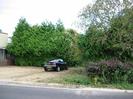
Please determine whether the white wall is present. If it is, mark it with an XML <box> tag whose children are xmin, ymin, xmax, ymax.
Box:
<box><xmin>0</xmin><ymin>33</ymin><xmax>8</xmax><ymax>48</ymax></box>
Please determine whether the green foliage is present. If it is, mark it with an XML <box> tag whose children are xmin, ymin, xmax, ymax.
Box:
<box><xmin>46</xmin><ymin>68</ymin><xmax>90</xmax><ymax>85</ymax></box>
<box><xmin>80</xmin><ymin>0</ymin><xmax>132</xmax><ymax>30</ymax></box>
<box><xmin>99</xmin><ymin>65</ymin><xmax>133</xmax><ymax>84</ymax></box>
<box><xmin>106</xmin><ymin>7</ymin><xmax>133</xmax><ymax>60</ymax></box>
<box><xmin>7</xmin><ymin>18</ymin><xmax>80</xmax><ymax>66</ymax></box>
<box><xmin>78</xmin><ymin>0</ymin><xmax>133</xmax><ymax>85</ymax></box>
<box><xmin>66</xmin><ymin>29</ymin><xmax>82</xmax><ymax>65</ymax></box>
<box><xmin>110</xmin><ymin>83</ymin><xmax>133</xmax><ymax>90</ymax></box>
<box><xmin>47</xmin><ymin>67</ymin><xmax>133</xmax><ymax>89</ymax></box>
<box><xmin>79</xmin><ymin>1</ymin><xmax>133</xmax><ymax>61</ymax></box>
<box><xmin>86</xmin><ymin>60</ymin><xmax>133</xmax><ymax>84</ymax></box>
<box><xmin>7</xmin><ymin>18</ymin><xmax>30</xmax><ymax>56</ymax></box>
<box><xmin>79</xmin><ymin>26</ymin><xmax>107</xmax><ymax>60</ymax></box>
<box><xmin>63</xmin><ymin>74</ymin><xmax>90</xmax><ymax>85</ymax></box>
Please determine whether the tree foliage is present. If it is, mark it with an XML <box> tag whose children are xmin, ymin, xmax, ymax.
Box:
<box><xmin>107</xmin><ymin>7</ymin><xmax>133</xmax><ymax>60</ymax></box>
<box><xmin>79</xmin><ymin>0</ymin><xmax>133</xmax><ymax>61</ymax></box>
<box><xmin>7</xmin><ymin>18</ymin><xmax>80</xmax><ymax>66</ymax></box>
<box><xmin>78</xmin><ymin>26</ymin><xmax>107</xmax><ymax>60</ymax></box>
<box><xmin>80</xmin><ymin>0</ymin><xmax>133</xmax><ymax>30</ymax></box>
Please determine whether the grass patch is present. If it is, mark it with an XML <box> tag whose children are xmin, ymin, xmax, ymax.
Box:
<box><xmin>110</xmin><ymin>83</ymin><xmax>133</xmax><ymax>90</ymax></box>
<box><xmin>46</xmin><ymin>67</ymin><xmax>133</xmax><ymax>90</ymax></box>
<box><xmin>61</xmin><ymin>74</ymin><xmax>90</xmax><ymax>85</ymax></box>
<box><xmin>46</xmin><ymin>67</ymin><xmax>90</xmax><ymax>85</ymax></box>
<box><xmin>47</xmin><ymin>74</ymin><xmax>90</xmax><ymax>85</ymax></box>
<box><xmin>88</xmin><ymin>83</ymin><xmax>133</xmax><ymax>90</ymax></box>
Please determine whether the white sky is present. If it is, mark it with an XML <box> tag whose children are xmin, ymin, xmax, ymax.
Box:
<box><xmin>0</xmin><ymin>0</ymin><xmax>92</xmax><ymax>36</ymax></box>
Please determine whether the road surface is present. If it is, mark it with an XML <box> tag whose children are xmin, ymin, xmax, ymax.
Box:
<box><xmin>0</xmin><ymin>84</ymin><xmax>133</xmax><ymax>99</ymax></box>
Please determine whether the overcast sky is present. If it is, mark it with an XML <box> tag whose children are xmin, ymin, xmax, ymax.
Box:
<box><xmin>0</xmin><ymin>0</ymin><xmax>92</xmax><ymax>36</ymax></box>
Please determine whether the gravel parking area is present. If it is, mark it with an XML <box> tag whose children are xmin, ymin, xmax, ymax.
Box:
<box><xmin>0</xmin><ymin>66</ymin><xmax>68</xmax><ymax>83</ymax></box>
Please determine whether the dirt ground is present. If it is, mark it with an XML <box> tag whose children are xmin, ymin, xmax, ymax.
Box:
<box><xmin>0</xmin><ymin>66</ymin><xmax>69</xmax><ymax>83</ymax></box>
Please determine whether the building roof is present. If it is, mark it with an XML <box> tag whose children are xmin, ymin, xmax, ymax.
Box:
<box><xmin>0</xmin><ymin>48</ymin><xmax>6</xmax><ymax>49</ymax></box>
<box><xmin>0</xmin><ymin>32</ymin><xmax>8</xmax><ymax>35</ymax></box>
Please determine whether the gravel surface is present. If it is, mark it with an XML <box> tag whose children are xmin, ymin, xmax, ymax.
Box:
<box><xmin>0</xmin><ymin>66</ymin><xmax>68</xmax><ymax>83</ymax></box>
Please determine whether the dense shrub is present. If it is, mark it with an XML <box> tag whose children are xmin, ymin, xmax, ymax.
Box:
<box><xmin>86</xmin><ymin>59</ymin><xmax>133</xmax><ymax>84</ymax></box>
<box><xmin>99</xmin><ymin>65</ymin><xmax>133</xmax><ymax>83</ymax></box>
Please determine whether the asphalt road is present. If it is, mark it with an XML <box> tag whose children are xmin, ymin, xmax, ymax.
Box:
<box><xmin>0</xmin><ymin>84</ymin><xmax>133</xmax><ymax>99</ymax></box>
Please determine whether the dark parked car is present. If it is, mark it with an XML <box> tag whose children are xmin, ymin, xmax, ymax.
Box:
<box><xmin>43</xmin><ymin>59</ymin><xmax>68</xmax><ymax>72</ymax></box>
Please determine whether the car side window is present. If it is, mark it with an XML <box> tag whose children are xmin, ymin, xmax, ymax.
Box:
<box><xmin>58</xmin><ymin>60</ymin><xmax>61</xmax><ymax>62</ymax></box>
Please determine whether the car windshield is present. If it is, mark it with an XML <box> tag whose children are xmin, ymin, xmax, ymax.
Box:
<box><xmin>49</xmin><ymin>59</ymin><xmax>63</xmax><ymax>63</ymax></box>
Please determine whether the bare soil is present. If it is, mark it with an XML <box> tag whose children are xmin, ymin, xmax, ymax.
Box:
<box><xmin>0</xmin><ymin>66</ymin><xmax>69</xmax><ymax>83</ymax></box>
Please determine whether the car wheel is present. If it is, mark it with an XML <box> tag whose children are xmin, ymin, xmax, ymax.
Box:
<box><xmin>44</xmin><ymin>67</ymin><xmax>48</xmax><ymax>71</ymax></box>
<box><xmin>56</xmin><ymin>66</ymin><xmax>61</xmax><ymax>72</ymax></box>
<box><xmin>65</xmin><ymin>66</ymin><xmax>68</xmax><ymax>70</ymax></box>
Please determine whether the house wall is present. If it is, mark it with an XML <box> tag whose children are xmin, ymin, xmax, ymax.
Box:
<box><xmin>0</xmin><ymin>32</ymin><xmax>8</xmax><ymax>48</ymax></box>
<box><xmin>0</xmin><ymin>49</ymin><xmax>5</xmax><ymax>65</ymax></box>
<box><xmin>0</xmin><ymin>32</ymin><xmax>8</xmax><ymax>65</ymax></box>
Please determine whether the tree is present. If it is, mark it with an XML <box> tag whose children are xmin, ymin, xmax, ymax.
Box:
<box><xmin>78</xmin><ymin>0</ymin><xmax>133</xmax><ymax>61</ymax></box>
<box><xmin>66</xmin><ymin>29</ymin><xmax>81</xmax><ymax>65</ymax></box>
<box><xmin>106</xmin><ymin>7</ymin><xmax>133</xmax><ymax>60</ymax></box>
<box><xmin>78</xmin><ymin>25</ymin><xmax>107</xmax><ymax>60</ymax></box>
<box><xmin>7</xmin><ymin>18</ymin><xmax>30</xmax><ymax>56</ymax></box>
<box><xmin>7</xmin><ymin>18</ymin><xmax>80</xmax><ymax>66</ymax></box>
<box><xmin>79</xmin><ymin>0</ymin><xmax>133</xmax><ymax>30</ymax></box>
